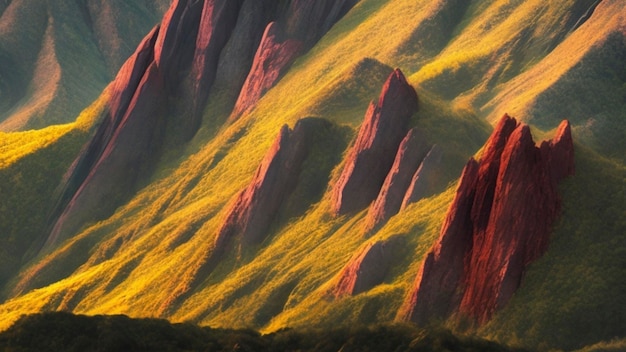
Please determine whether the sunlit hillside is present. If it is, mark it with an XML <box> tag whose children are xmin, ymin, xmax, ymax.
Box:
<box><xmin>0</xmin><ymin>0</ymin><xmax>624</xmax><ymax>351</ymax></box>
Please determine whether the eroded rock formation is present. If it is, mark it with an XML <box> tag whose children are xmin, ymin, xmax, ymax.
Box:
<box><xmin>333</xmin><ymin>235</ymin><xmax>405</xmax><ymax>297</ymax></box>
<box><xmin>216</xmin><ymin>118</ymin><xmax>330</xmax><ymax>248</ymax></box>
<box><xmin>331</xmin><ymin>69</ymin><xmax>419</xmax><ymax>215</ymax></box>
<box><xmin>46</xmin><ymin>27</ymin><xmax>164</xmax><ymax>247</ymax></box>
<box><xmin>363</xmin><ymin>129</ymin><xmax>431</xmax><ymax>233</ymax></box>
<box><xmin>231</xmin><ymin>0</ymin><xmax>359</xmax><ymax>118</ymax></box>
<box><xmin>401</xmin><ymin>144</ymin><xmax>444</xmax><ymax>210</ymax></box>
<box><xmin>398</xmin><ymin>114</ymin><xmax>575</xmax><ymax>325</ymax></box>
<box><xmin>46</xmin><ymin>0</ymin><xmax>358</xmax><ymax>249</ymax></box>
<box><xmin>232</xmin><ymin>22</ymin><xmax>303</xmax><ymax>116</ymax></box>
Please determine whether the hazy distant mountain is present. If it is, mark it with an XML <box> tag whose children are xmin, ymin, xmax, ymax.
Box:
<box><xmin>0</xmin><ymin>0</ymin><xmax>169</xmax><ymax>130</ymax></box>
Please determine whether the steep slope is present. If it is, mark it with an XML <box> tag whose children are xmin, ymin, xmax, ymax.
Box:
<box><xmin>484</xmin><ymin>0</ymin><xmax>626</xmax><ymax>161</ymax></box>
<box><xmin>0</xmin><ymin>0</ymin><xmax>166</xmax><ymax>130</ymax></box>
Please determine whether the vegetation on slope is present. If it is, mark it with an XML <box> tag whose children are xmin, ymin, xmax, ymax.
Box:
<box><xmin>0</xmin><ymin>96</ymin><xmax>104</xmax><ymax>291</ymax></box>
<box><xmin>0</xmin><ymin>312</ymin><xmax>521</xmax><ymax>352</ymax></box>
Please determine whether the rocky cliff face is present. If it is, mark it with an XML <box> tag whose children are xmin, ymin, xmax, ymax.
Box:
<box><xmin>331</xmin><ymin>69</ymin><xmax>419</xmax><ymax>215</ymax></box>
<box><xmin>216</xmin><ymin>118</ymin><xmax>330</xmax><ymax>248</ymax></box>
<box><xmin>46</xmin><ymin>27</ymin><xmax>164</xmax><ymax>247</ymax></box>
<box><xmin>231</xmin><ymin>0</ymin><xmax>359</xmax><ymax>118</ymax></box>
<box><xmin>398</xmin><ymin>114</ymin><xmax>575</xmax><ymax>325</ymax></box>
<box><xmin>45</xmin><ymin>0</ymin><xmax>358</xmax><ymax>249</ymax></box>
<box><xmin>363</xmin><ymin>128</ymin><xmax>431</xmax><ymax>233</ymax></box>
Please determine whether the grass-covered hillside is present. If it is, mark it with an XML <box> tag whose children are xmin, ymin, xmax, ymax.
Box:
<box><xmin>0</xmin><ymin>0</ymin><xmax>167</xmax><ymax>130</ymax></box>
<box><xmin>0</xmin><ymin>1</ymin><xmax>623</xmax><ymax>351</ymax></box>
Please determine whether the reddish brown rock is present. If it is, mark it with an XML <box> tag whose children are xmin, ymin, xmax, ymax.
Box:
<box><xmin>107</xmin><ymin>26</ymin><xmax>161</xmax><ymax>129</ymax></box>
<box><xmin>232</xmin><ymin>22</ymin><xmax>303</xmax><ymax>117</ymax></box>
<box><xmin>187</xmin><ymin>0</ymin><xmax>243</xmax><ymax>135</ymax></box>
<box><xmin>333</xmin><ymin>235</ymin><xmax>405</xmax><ymax>297</ymax></box>
<box><xmin>398</xmin><ymin>114</ymin><xmax>575</xmax><ymax>325</ymax></box>
<box><xmin>401</xmin><ymin>144</ymin><xmax>444</xmax><ymax>210</ymax></box>
<box><xmin>230</xmin><ymin>0</ymin><xmax>359</xmax><ymax>119</ymax></box>
<box><xmin>332</xmin><ymin>69</ymin><xmax>419</xmax><ymax>215</ymax></box>
<box><xmin>208</xmin><ymin>0</ymin><xmax>279</xmax><ymax>112</ymax></box>
<box><xmin>46</xmin><ymin>28</ymin><xmax>161</xmax><ymax>248</ymax></box>
<box><xmin>45</xmin><ymin>0</ymin><xmax>360</xmax><ymax>250</ymax></box>
<box><xmin>47</xmin><ymin>62</ymin><xmax>166</xmax><ymax>248</ymax></box>
<box><xmin>363</xmin><ymin>129</ymin><xmax>431</xmax><ymax>233</ymax></box>
<box><xmin>397</xmin><ymin>159</ymin><xmax>479</xmax><ymax>324</ymax></box>
<box><xmin>154</xmin><ymin>0</ymin><xmax>204</xmax><ymax>88</ymax></box>
<box><xmin>215</xmin><ymin>118</ymin><xmax>330</xmax><ymax>249</ymax></box>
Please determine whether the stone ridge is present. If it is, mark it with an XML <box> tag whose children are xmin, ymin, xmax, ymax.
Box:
<box><xmin>45</xmin><ymin>0</ymin><xmax>359</xmax><ymax>249</ymax></box>
<box><xmin>398</xmin><ymin>114</ymin><xmax>575</xmax><ymax>325</ymax></box>
<box><xmin>215</xmin><ymin>119</ymin><xmax>322</xmax><ymax>249</ymax></box>
<box><xmin>363</xmin><ymin>128</ymin><xmax>431</xmax><ymax>233</ymax></box>
<box><xmin>331</xmin><ymin>69</ymin><xmax>419</xmax><ymax>216</ymax></box>
<box><xmin>46</xmin><ymin>27</ymin><xmax>162</xmax><ymax>248</ymax></box>
<box><xmin>333</xmin><ymin>235</ymin><xmax>405</xmax><ymax>297</ymax></box>
<box><xmin>401</xmin><ymin>144</ymin><xmax>444</xmax><ymax>210</ymax></box>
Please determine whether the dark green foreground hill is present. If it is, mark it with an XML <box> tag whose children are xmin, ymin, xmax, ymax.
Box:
<box><xmin>0</xmin><ymin>312</ymin><xmax>520</xmax><ymax>352</ymax></box>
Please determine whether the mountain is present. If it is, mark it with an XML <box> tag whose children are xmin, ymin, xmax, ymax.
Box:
<box><xmin>0</xmin><ymin>0</ymin><xmax>624</xmax><ymax>351</ymax></box>
<box><xmin>0</xmin><ymin>0</ymin><xmax>169</xmax><ymax>130</ymax></box>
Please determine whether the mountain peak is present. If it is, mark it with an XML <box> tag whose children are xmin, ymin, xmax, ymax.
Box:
<box><xmin>399</xmin><ymin>114</ymin><xmax>575</xmax><ymax>325</ymax></box>
<box><xmin>331</xmin><ymin>69</ymin><xmax>418</xmax><ymax>215</ymax></box>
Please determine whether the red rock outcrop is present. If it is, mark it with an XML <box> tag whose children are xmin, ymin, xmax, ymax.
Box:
<box><xmin>332</xmin><ymin>69</ymin><xmax>419</xmax><ymax>215</ymax></box>
<box><xmin>401</xmin><ymin>144</ymin><xmax>444</xmax><ymax>210</ymax></box>
<box><xmin>47</xmin><ymin>62</ymin><xmax>166</xmax><ymax>248</ymax></box>
<box><xmin>46</xmin><ymin>27</ymin><xmax>162</xmax><ymax>247</ymax></box>
<box><xmin>216</xmin><ymin>118</ymin><xmax>331</xmax><ymax>249</ymax></box>
<box><xmin>232</xmin><ymin>22</ymin><xmax>303</xmax><ymax>116</ymax></box>
<box><xmin>363</xmin><ymin>129</ymin><xmax>431</xmax><ymax>233</ymax></box>
<box><xmin>187</xmin><ymin>0</ymin><xmax>243</xmax><ymax>135</ymax></box>
<box><xmin>230</xmin><ymin>0</ymin><xmax>359</xmax><ymax>119</ymax></box>
<box><xmin>398</xmin><ymin>114</ymin><xmax>575</xmax><ymax>325</ymax></box>
<box><xmin>45</xmin><ymin>0</ymin><xmax>360</xmax><ymax>249</ymax></box>
<box><xmin>154</xmin><ymin>0</ymin><xmax>204</xmax><ymax>88</ymax></box>
<box><xmin>207</xmin><ymin>1</ymin><xmax>279</xmax><ymax>112</ymax></box>
<box><xmin>333</xmin><ymin>235</ymin><xmax>405</xmax><ymax>297</ymax></box>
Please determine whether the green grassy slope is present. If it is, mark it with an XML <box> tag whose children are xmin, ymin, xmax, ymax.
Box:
<box><xmin>0</xmin><ymin>0</ymin><xmax>165</xmax><ymax>131</ymax></box>
<box><xmin>0</xmin><ymin>1</ymin><xmax>623</xmax><ymax>351</ymax></box>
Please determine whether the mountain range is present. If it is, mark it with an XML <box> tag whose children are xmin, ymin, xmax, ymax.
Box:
<box><xmin>0</xmin><ymin>0</ymin><xmax>624</xmax><ymax>351</ymax></box>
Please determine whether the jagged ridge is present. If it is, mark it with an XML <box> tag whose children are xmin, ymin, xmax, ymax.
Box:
<box><xmin>398</xmin><ymin>114</ymin><xmax>575</xmax><ymax>325</ymax></box>
<box><xmin>45</xmin><ymin>0</ymin><xmax>359</xmax><ymax>249</ymax></box>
